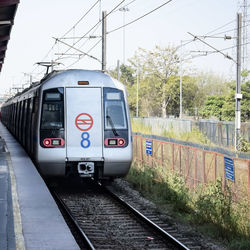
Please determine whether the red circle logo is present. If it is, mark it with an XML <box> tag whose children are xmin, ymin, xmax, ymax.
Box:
<box><xmin>75</xmin><ymin>113</ymin><xmax>94</xmax><ymax>131</ymax></box>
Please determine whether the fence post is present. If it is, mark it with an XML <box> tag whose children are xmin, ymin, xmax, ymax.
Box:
<box><xmin>135</xmin><ymin>136</ymin><xmax>138</xmax><ymax>161</ymax></box>
<box><xmin>248</xmin><ymin>160</ymin><xmax>250</xmax><ymax>200</ymax></box>
<box><xmin>214</xmin><ymin>154</ymin><xmax>217</xmax><ymax>182</ymax></box>
<box><xmin>185</xmin><ymin>148</ymin><xmax>189</xmax><ymax>183</ymax></box>
<box><xmin>151</xmin><ymin>139</ymin><xmax>154</xmax><ymax>167</ymax></box>
<box><xmin>179</xmin><ymin>146</ymin><xmax>182</xmax><ymax>175</ymax></box>
<box><xmin>172</xmin><ymin>144</ymin><xmax>174</xmax><ymax>171</ymax></box>
<box><xmin>194</xmin><ymin>150</ymin><xmax>197</xmax><ymax>189</ymax></box>
<box><xmin>161</xmin><ymin>143</ymin><xmax>163</xmax><ymax>167</ymax></box>
<box><xmin>140</xmin><ymin>136</ymin><xmax>143</xmax><ymax>164</ymax></box>
<box><xmin>222</xmin><ymin>156</ymin><xmax>226</xmax><ymax>190</ymax></box>
<box><xmin>202</xmin><ymin>151</ymin><xmax>206</xmax><ymax>184</ymax></box>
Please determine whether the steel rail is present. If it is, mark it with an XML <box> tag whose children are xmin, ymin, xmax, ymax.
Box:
<box><xmin>52</xmin><ymin>191</ymin><xmax>96</xmax><ymax>250</ymax></box>
<box><xmin>100</xmin><ymin>183</ymin><xmax>189</xmax><ymax>250</ymax></box>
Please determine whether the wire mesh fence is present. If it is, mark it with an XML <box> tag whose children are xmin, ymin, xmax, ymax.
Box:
<box><xmin>133</xmin><ymin>133</ymin><xmax>250</xmax><ymax>201</ymax></box>
<box><xmin>132</xmin><ymin>117</ymin><xmax>250</xmax><ymax>148</ymax></box>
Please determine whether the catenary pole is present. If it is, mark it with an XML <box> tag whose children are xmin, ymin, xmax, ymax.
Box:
<box><xmin>179</xmin><ymin>41</ymin><xmax>183</xmax><ymax>119</ymax></box>
<box><xmin>117</xmin><ymin>60</ymin><xmax>120</xmax><ymax>80</ymax></box>
<box><xmin>102</xmin><ymin>11</ymin><xmax>107</xmax><ymax>72</ymax></box>
<box><xmin>136</xmin><ymin>66</ymin><xmax>139</xmax><ymax>117</ymax></box>
<box><xmin>235</xmin><ymin>13</ymin><xmax>242</xmax><ymax>151</ymax></box>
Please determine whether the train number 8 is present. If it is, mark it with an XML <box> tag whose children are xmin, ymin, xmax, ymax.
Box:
<box><xmin>81</xmin><ymin>132</ymin><xmax>90</xmax><ymax>148</ymax></box>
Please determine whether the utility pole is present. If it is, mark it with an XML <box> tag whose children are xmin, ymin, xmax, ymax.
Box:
<box><xmin>235</xmin><ymin>13</ymin><xmax>243</xmax><ymax>151</ymax></box>
<box><xmin>179</xmin><ymin>41</ymin><xmax>183</xmax><ymax>119</ymax></box>
<box><xmin>136</xmin><ymin>66</ymin><xmax>139</xmax><ymax>117</ymax></box>
<box><xmin>102</xmin><ymin>11</ymin><xmax>107</xmax><ymax>72</ymax></box>
<box><xmin>117</xmin><ymin>60</ymin><xmax>120</xmax><ymax>80</ymax></box>
<box><xmin>241</xmin><ymin>0</ymin><xmax>248</xmax><ymax>70</ymax></box>
<box><xmin>119</xmin><ymin>7</ymin><xmax>129</xmax><ymax>64</ymax></box>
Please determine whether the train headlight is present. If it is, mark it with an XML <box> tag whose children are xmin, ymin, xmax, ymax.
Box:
<box><xmin>43</xmin><ymin>138</ymin><xmax>65</xmax><ymax>147</ymax></box>
<box><xmin>118</xmin><ymin>138</ymin><xmax>125</xmax><ymax>146</ymax></box>
<box><xmin>104</xmin><ymin>138</ymin><xmax>126</xmax><ymax>147</ymax></box>
<box><xmin>43</xmin><ymin>139</ymin><xmax>51</xmax><ymax>147</ymax></box>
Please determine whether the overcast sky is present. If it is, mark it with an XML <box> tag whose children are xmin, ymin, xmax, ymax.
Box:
<box><xmin>0</xmin><ymin>0</ymin><xmax>243</xmax><ymax>94</ymax></box>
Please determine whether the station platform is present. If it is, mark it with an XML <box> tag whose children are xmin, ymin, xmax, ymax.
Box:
<box><xmin>0</xmin><ymin>123</ymin><xmax>79</xmax><ymax>250</ymax></box>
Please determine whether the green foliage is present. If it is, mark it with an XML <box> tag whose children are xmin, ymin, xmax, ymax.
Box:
<box><xmin>128</xmin><ymin>45</ymin><xmax>181</xmax><ymax>117</ymax></box>
<box><xmin>109</xmin><ymin>46</ymin><xmax>249</xmax><ymax>121</ymax></box>
<box><xmin>238</xmin><ymin>135</ymin><xmax>250</xmax><ymax>152</ymax></box>
<box><xmin>194</xmin><ymin>180</ymin><xmax>234</xmax><ymax>233</ymax></box>
<box><xmin>127</xmin><ymin>163</ymin><xmax>250</xmax><ymax>248</ymax></box>
<box><xmin>221</xmin><ymin>81</ymin><xmax>250</xmax><ymax>122</ymax></box>
<box><xmin>201</xmin><ymin>96</ymin><xmax>225</xmax><ymax>120</ymax></box>
<box><xmin>194</xmin><ymin>179</ymin><xmax>250</xmax><ymax>242</ymax></box>
<box><xmin>127</xmin><ymin>162</ymin><xmax>190</xmax><ymax>213</ymax></box>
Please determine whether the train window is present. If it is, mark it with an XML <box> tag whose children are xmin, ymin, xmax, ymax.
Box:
<box><xmin>45</xmin><ymin>93</ymin><xmax>61</xmax><ymax>101</ymax></box>
<box><xmin>41</xmin><ymin>88</ymin><xmax>64</xmax><ymax>130</ymax></box>
<box><xmin>104</xmin><ymin>88</ymin><xmax>127</xmax><ymax>130</ymax></box>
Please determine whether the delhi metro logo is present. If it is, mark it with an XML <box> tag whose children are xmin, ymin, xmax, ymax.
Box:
<box><xmin>75</xmin><ymin>113</ymin><xmax>94</xmax><ymax>131</ymax></box>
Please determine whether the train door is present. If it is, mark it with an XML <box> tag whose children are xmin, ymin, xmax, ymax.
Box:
<box><xmin>65</xmin><ymin>87</ymin><xmax>103</xmax><ymax>161</ymax></box>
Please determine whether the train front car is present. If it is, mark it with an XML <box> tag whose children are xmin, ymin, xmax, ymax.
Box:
<box><xmin>37</xmin><ymin>69</ymin><xmax>133</xmax><ymax>180</ymax></box>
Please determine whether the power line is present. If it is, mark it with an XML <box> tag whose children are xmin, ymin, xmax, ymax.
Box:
<box><xmin>188</xmin><ymin>32</ymin><xmax>236</xmax><ymax>62</ymax></box>
<box><xmin>61</xmin><ymin>0</ymin><xmax>101</xmax><ymax>38</ymax></box>
<box><xmin>205</xmin><ymin>19</ymin><xmax>236</xmax><ymax>36</ymax></box>
<box><xmin>209</xmin><ymin>22</ymin><xmax>250</xmax><ymax>37</ymax></box>
<box><xmin>56</xmin><ymin>0</ymin><xmax>125</xmax><ymax>63</ymax></box>
<box><xmin>113</xmin><ymin>0</ymin><xmax>138</xmax><ymax>13</ymax></box>
<box><xmin>108</xmin><ymin>0</ymin><xmax>174</xmax><ymax>34</ymax></box>
<box><xmin>34</xmin><ymin>0</ymin><xmax>102</xmax><ymax>75</ymax></box>
<box><xmin>66</xmin><ymin>38</ymin><xmax>102</xmax><ymax>69</ymax></box>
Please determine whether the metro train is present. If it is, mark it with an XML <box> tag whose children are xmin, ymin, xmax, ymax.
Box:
<box><xmin>1</xmin><ymin>69</ymin><xmax>133</xmax><ymax>180</ymax></box>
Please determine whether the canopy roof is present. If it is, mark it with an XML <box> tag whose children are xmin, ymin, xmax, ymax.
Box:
<box><xmin>0</xmin><ymin>0</ymin><xmax>19</xmax><ymax>73</ymax></box>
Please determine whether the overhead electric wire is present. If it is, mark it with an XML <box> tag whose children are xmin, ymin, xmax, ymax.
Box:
<box><xmin>205</xmin><ymin>19</ymin><xmax>236</xmax><ymax>36</ymax></box>
<box><xmin>78</xmin><ymin>22</ymin><xmax>102</xmax><ymax>50</ymax></box>
<box><xmin>61</xmin><ymin>0</ymin><xmax>101</xmax><ymax>38</ymax></box>
<box><xmin>56</xmin><ymin>0</ymin><xmax>125</xmax><ymax>63</ymax></box>
<box><xmin>178</xmin><ymin>40</ymin><xmax>250</xmax><ymax>65</ymax></box>
<box><xmin>113</xmin><ymin>0</ymin><xmax>137</xmax><ymax>12</ymax></box>
<box><xmin>34</xmin><ymin>0</ymin><xmax>102</xmax><ymax>75</ymax></box>
<box><xmin>209</xmin><ymin>23</ymin><xmax>250</xmax><ymax>37</ymax></box>
<box><xmin>65</xmin><ymin>38</ymin><xmax>102</xmax><ymax>69</ymax></box>
<box><xmin>108</xmin><ymin>0</ymin><xmax>174</xmax><ymax>34</ymax></box>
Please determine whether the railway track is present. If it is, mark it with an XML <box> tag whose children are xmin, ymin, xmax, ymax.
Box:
<box><xmin>52</xmin><ymin>180</ymin><xmax>189</xmax><ymax>250</ymax></box>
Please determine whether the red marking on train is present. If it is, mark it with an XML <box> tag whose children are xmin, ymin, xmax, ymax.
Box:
<box><xmin>75</xmin><ymin>113</ymin><xmax>93</xmax><ymax>131</ymax></box>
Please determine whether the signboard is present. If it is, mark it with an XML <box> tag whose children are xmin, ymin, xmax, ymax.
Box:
<box><xmin>146</xmin><ymin>140</ymin><xmax>153</xmax><ymax>156</ymax></box>
<box><xmin>224</xmin><ymin>157</ymin><xmax>235</xmax><ymax>182</ymax></box>
<box><xmin>75</xmin><ymin>113</ymin><xmax>94</xmax><ymax>131</ymax></box>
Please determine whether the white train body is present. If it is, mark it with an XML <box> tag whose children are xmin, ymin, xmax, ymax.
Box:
<box><xmin>1</xmin><ymin>69</ymin><xmax>133</xmax><ymax>179</ymax></box>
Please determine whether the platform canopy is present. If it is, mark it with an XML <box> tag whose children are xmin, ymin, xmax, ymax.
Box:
<box><xmin>0</xmin><ymin>0</ymin><xmax>19</xmax><ymax>73</ymax></box>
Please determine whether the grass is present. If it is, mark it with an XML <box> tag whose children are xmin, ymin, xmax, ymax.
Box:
<box><xmin>131</xmin><ymin>118</ymin><xmax>250</xmax><ymax>152</ymax></box>
<box><xmin>131</xmin><ymin>119</ymin><xmax>213</xmax><ymax>146</ymax></box>
<box><xmin>126</xmin><ymin>162</ymin><xmax>250</xmax><ymax>249</ymax></box>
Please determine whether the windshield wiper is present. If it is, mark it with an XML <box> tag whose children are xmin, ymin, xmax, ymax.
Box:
<box><xmin>106</xmin><ymin>115</ymin><xmax>119</xmax><ymax>136</ymax></box>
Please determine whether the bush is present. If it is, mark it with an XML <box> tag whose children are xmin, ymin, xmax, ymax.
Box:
<box><xmin>127</xmin><ymin>162</ymin><xmax>250</xmax><ymax>247</ymax></box>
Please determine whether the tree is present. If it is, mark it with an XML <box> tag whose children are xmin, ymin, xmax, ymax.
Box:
<box><xmin>129</xmin><ymin>45</ymin><xmax>180</xmax><ymax>118</ymax></box>
<box><xmin>201</xmin><ymin>96</ymin><xmax>225</xmax><ymax>120</ymax></box>
<box><xmin>222</xmin><ymin>81</ymin><xmax>250</xmax><ymax>122</ymax></box>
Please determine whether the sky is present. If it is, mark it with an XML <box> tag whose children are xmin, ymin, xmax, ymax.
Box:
<box><xmin>0</xmin><ymin>0</ymin><xmax>244</xmax><ymax>95</ymax></box>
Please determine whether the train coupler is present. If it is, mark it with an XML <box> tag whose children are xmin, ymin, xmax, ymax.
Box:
<box><xmin>77</xmin><ymin>162</ymin><xmax>94</xmax><ymax>177</ymax></box>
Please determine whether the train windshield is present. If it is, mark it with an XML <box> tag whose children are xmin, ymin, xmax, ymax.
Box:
<box><xmin>41</xmin><ymin>88</ymin><xmax>64</xmax><ymax>130</ymax></box>
<box><xmin>104</xmin><ymin>88</ymin><xmax>127</xmax><ymax>130</ymax></box>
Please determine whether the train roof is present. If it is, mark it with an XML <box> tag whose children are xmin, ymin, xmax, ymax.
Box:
<box><xmin>40</xmin><ymin>69</ymin><xmax>124</xmax><ymax>89</ymax></box>
<box><xmin>2</xmin><ymin>69</ymin><xmax>126</xmax><ymax>105</ymax></box>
